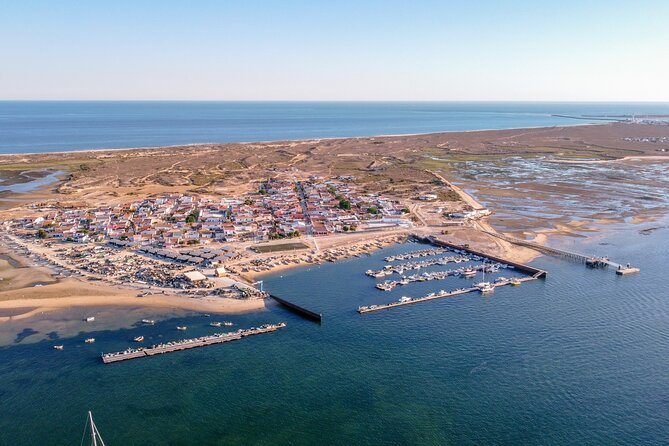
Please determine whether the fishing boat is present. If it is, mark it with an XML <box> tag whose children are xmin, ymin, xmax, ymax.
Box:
<box><xmin>85</xmin><ymin>338</ymin><xmax>96</xmax><ymax>343</ymax></box>
<box><xmin>210</xmin><ymin>322</ymin><xmax>222</xmax><ymax>327</ymax></box>
<box><xmin>85</xmin><ymin>316</ymin><xmax>95</xmax><ymax>322</ymax></box>
<box><xmin>463</xmin><ymin>268</ymin><xmax>477</xmax><ymax>278</ymax></box>
<box><xmin>53</xmin><ymin>345</ymin><xmax>64</xmax><ymax>350</ymax></box>
<box><xmin>133</xmin><ymin>336</ymin><xmax>144</xmax><ymax>342</ymax></box>
<box><xmin>141</xmin><ymin>319</ymin><xmax>155</xmax><ymax>325</ymax></box>
<box><xmin>176</xmin><ymin>326</ymin><xmax>187</xmax><ymax>331</ymax></box>
<box><xmin>83</xmin><ymin>411</ymin><xmax>106</xmax><ymax>446</ymax></box>
<box><xmin>223</xmin><ymin>321</ymin><xmax>234</xmax><ymax>327</ymax></box>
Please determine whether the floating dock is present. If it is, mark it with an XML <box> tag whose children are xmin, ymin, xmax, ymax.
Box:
<box><xmin>101</xmin><ymin>323</ymin><xmax>285</xmax><ymax>364</ymax></box>
<box><xmin>358</xmin><ymin>277</ymin><xmax>537</xmax><ymax>314</ymax></box>
<box><xmin>269</xmin><ymin>294</ymin><xmax>322</xmax><ymax>322</ymax></box>
<box><xmin>616</xmin><ymin>267</ymin><xmax>640</xmax><ymax>275</ymax></box>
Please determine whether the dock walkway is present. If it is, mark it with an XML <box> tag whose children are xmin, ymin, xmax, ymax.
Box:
<box><xmin>358</xmin><ymin>277</ymin><xmax>537</xmax><ymax>314</ymax></box>
<box><xmin>102</xmin><ymin>323</ymin><xmax>285</xmax><ymax>364</ymax></box>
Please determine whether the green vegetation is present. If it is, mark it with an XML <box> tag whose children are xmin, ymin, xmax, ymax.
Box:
<box><xmin>338</xmin><ymin>198</ymin><xmax>351</xmax><ymax>210</ymax></box>
<box><xmin>185</xmin><ymin>211</ymin><xmax>199</xmax><ymax>223</ymax></box>
<box><xmin>367</xmin><ymin>206</ymin><xmax>379</xmax><ymax>214</ymax></box>
<box><xmin>252</xmin><ymin>242</ymin><xmax>309</xmax><ymax>253</ymax></box>
<box><xmin>244</xmin><ymin>198</ymin><xmax>254</xmax><ymax>206</ymax></box>
<box><xmin>401</xmin><ymin>208</ymin><xmax>410</xmax><ymax>214</ymax></box>
<box><xmin>36</xmin><ymin>229</ymin><xmax>47</xmax><ymax>239</ymax></box>
<box><xmin>187</xmin><ymin>239</ymin><xmax>200</xmax><ymax>245</ymax></box>
<box><xmin>326</xmin><ymin>185</ymin><xmax>336</xmax><ymax>194</ymax></box>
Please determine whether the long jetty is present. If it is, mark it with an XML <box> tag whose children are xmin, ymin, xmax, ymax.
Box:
<box><xmin>477</xmin><ymin>230</ymin><xmax>639</xmax><ymax>274</ymax></box>
<box><xmin>358</xmin><ymin>276</ymin><xmax>538</xmax><ymax>314</ymax></box>
<box><xmin>101</xmin><ymin>323</ymin><xmax>285</xmax><ymax>364</ymax></box>
<box><xmin>269</xmin><ymin>294</ymin><xmax>322</xmax><ymax>322</ymax></box>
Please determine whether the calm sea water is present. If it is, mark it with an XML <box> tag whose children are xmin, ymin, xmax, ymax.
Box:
<box><xmin>0</xmin><ymin>222</ymin><xmax>667</xmax><ymax>445</ymax></box>
<box><xmin>2</xmin><ymin>101</ymin><xmax>669</xmax><ymax>154</ymax></box>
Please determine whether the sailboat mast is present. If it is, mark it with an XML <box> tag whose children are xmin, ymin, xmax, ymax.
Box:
<box><xmin>87</xmin><ymin>411</ymin><xmax>106</xmax><ymax>446</ymax></box>
<box><xmin>88</xmin><ymin>411</ymin><xmax>97</xmax><ymax>446</ymax></box>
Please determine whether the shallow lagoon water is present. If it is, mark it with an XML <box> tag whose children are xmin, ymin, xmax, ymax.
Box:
<box><xmin>0</xmin><ymin>222</ymin><xmax>667</xmax><ymax>445</ymax></box>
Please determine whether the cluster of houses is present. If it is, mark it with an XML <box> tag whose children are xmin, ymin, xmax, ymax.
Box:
<box><xmin>6</xmin><ymin>177</ymin><xmax>412</xmax><ymax>247</ymax></box>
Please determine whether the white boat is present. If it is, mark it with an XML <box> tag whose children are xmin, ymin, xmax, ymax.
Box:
<box><xmin>85</xmin><ymin>338</ymin><xmax>96</xmax><ymax>343</ymax></box>
<box><xmin>210</xmin><ymin>322</ymin><xmax>222</xmax><ymax>327</ymax></box>
<box><xmin>176</xmin><ymin>326</ymin><xmax>187</xmax><ymax>331</ymax></box>
<box><xmin>223</xmin><ymin>321</ymin><xmax>234</xmax><ymax>327</ymax></box>
<box><xmin>85</xmin><ymin>316</ymin><xmax>95</xmax><ymax>322</ymax></box>
<box><xmin>53</xmin><ymin>345</ymin><xmax>64</xmax><ymax>350</ymax></box>
<box><xmin>134</xmin><ymin>336</ymin><xmax>144</xmax><ymax>342</ymax></box>
<box><xmin>479</xmin><ymin>283</ymin><xmax>495</xmax><ymax>294</ymax></box>
<box><xmin>141</xmin><ymin>319</ymin><xmax>155</xmax><ymax>325</ymax></box>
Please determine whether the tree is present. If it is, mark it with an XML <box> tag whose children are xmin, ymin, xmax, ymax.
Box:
<box><xmin>244</xmin><ymin>198</ymin><xmax>254</xmax><ymax>206</ymax></box>
<box><xmin>186</xmin><ymin>211</ymin><xmax>198</xmax><ymax>223</ymax></box>
<box><xmin>338</xmin><ymin>199</ymin><xmax>351</xmax><ymax>210</ymax></box>
<box><xmin>36</xmin><ymin>229</ymin><xmax>47</xmax><ymax>239</ymax></box>
<box><xmin>367</xmin><ymin>206</ymin><xmax>379</xmax><ymax>214</ymax></box>
<box><xmin>401</xmin><ymin>208</ymin><xmax>410</xmax><ymax>214</ymax></box>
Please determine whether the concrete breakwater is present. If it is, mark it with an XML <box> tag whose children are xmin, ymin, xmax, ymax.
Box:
<box><xmin>101</xmin><ymin>323</ymin><xmax>286</xmax><ymax>364</ymax></box>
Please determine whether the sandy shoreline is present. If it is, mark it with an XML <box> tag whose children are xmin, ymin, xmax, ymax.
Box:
<box><xmin>0</xmin><ymin>122</ymin><xmax>604</xmax><ymax>157</ymax></box>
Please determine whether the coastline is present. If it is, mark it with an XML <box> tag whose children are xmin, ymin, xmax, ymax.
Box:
<box><xmin>0</xmin><ymin>122</ymin><xmax>604</xmax><ymax>157</ymax></box>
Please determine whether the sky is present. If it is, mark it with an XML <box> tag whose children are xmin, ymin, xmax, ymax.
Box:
<box><xmin>1</xmin><ymin>0</ymin><xmax>668</xmax><ymax>101</ymax></box>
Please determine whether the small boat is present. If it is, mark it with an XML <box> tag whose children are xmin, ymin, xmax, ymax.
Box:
<box><xmin>204</xmin><ymin>314</ymin><xmax>211</xmax><ymax>317</ymax></box>
<box><xmin>223</xmin><ymin>321</ymin><xmax>234</xmax><ymax>327</ymax></box>
<box><xmin>141</xmin><ymin>319</ymin><xmax>155</xmax><ymax>325</ymax></box>
<box><xmin>85</xmin><ymin>338</ymin><xmax>95</xmax><ymax>343</ymax></box>
<box><xmin>210</xmin><ymin>322</ymin><xmax>222</xmax><ymax>327</ymax></box>
<box><xmin>53</xmin><ymin>345</ymin><xmax>64</xmax><ymax>350</ymax></box>
<box><xmin>510</xmin><ymin>278</ymin><xmax>521</xmax><ymax>286</ymax></box>
<box><xmin>85</xmin><ymin>316</ymin><xmax>95</xmax><ymax>322</ymax></box>
<box><xmin>176</xmin><ymin>326</ymin><xmax>187</xmax><ymax>331</ymax></box>
<box><xmin>134</xmin><ymin>336</ymin><xmax>144</xmax><ymax>342</ymax></box>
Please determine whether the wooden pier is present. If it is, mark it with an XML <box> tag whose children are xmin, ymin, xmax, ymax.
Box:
<box><xmin>101</xmin><ymin>324</ymin><xmax>285</xmax><ymax>364</ymax></box>
<box><xmin>477</xmin><ymin>230</ymin><xmax>639</xmax><ymax>274</ymax></box>
<box><xmin>358</xmin><ymin>277</ymin><xmax>537</xmax><ymax>314</ymax></box>
<box><xmin>269</xmin><ymin>294</ymin><xmax>322</xmax><ymax>322</ymax></box>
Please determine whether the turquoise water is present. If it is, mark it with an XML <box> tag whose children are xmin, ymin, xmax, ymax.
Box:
<box><xmin>2</xmin><ymin>101</ymin><xmax>669</xmax><ymax>154</ymax></box>
<box><xmin>1</xmin><ymin>222</ymin><xmax>667</xmax><ymax>445</ymax></box>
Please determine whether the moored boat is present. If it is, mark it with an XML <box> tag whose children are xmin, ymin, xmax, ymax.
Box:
<box><xmin>85</xmin><ymin>338</ymin><xmax>95</xmax><ymax>343</ymax></box>
<box><xmin>134</xmin><ymin>336</ymin><xmax>145</xmax><ymax>342</ymax></box>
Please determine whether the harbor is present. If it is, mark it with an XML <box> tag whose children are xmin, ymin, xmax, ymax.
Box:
<box><xmin>101</xmin><ymin>323</ymin><xmax>286</xmax><ymax>364</ymax></box>
<box><xmin>358</xmin><ymin>236</ymin><xmax>547</xmax><ymax>314</ymax></box>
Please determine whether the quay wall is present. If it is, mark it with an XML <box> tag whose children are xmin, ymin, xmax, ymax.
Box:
<box><xmin>269</xmin><ymin>294</ymin><xmax>322</xmax><ymax>322</ymax></box>
<box><xmin>417</xmin><ymin>235</ymin><xmax>547</xmax><ymax>279</ymax></box>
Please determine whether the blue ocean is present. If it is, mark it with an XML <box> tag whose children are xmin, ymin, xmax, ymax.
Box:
<box><xmin>1</xmin><ymin>101</ymin><xmax>669</xmax><ymax>154</ymax></box>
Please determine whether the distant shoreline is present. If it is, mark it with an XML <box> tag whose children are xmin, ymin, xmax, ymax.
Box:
<box><xmin>0</xmin><ymin>122</ymin><xmax>601</xmax><ymax>157</ymax></box>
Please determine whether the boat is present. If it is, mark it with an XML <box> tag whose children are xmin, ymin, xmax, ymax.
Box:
<box><xmin>176</xmin><ymin>326</ymin><xmax>187</xmax><ymax>331</ymax></box>
<box><xmin>141</xmin><ymin>319</ymin><xmax>155</xmax><ymax>325</ymax></box>
<box><xmin>399</xmin><ymin>296</ymin><xmax>411</xmax><ymax>303</ymax></box>
<box><xmin>204</xmin><ymin>314</ymin><xmax>211</xmax><ymax>317</ymax></box>
<box><xmin>463</xmin><ymin>268</ymin><xmax>476</xmax><ymax>278</ymax></box>
<box><xmin>223</xmin><ymin>321</ymin><xmax>234</xmax><ymax>327</ymax></box>
<box><xmin>478</xmin><ymin>283</ymin><xmax>495</xmax><ymax>294</ymax></box>
<box><xmin>85</xmin><ymin>316</ymin><xmax>95</xmax><ymax>322</ymax></box>
<box><xmin>53</xmin><ymin>345</ymin><xmax>64</xmax><ymax>350</ymax></box>
<box><xmin>83</xmin><ymin>411</ymin><xmax>106</xmax><ymax>446</ymax></box>
<box><xmin>510</xmin><ymin>278</ymin><xmax>521</xmax><ymax>286</ymax></box>
<box><xmin>210</xmin><ymin>322</ymin><xmax>222</xmax><ymax>327</ymax></box>
<box><xmin>85</xmin><ymin>338</ymin><xmax>96</xmax><ymax>343</ymax></box>
<box><xmin>134</xmin><ymin>336</ymin><xmax>144</xmax><ymax>342</ymax></box>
